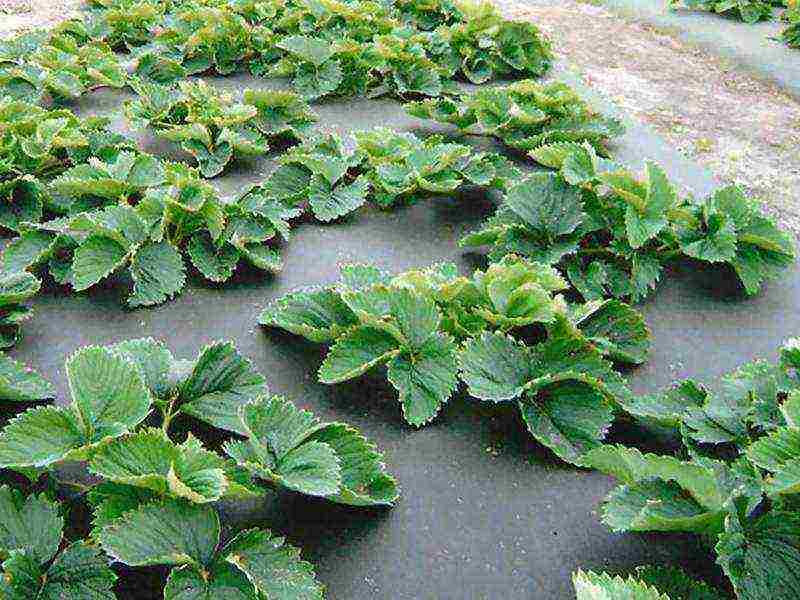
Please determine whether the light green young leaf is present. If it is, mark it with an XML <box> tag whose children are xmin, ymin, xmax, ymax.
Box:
<box><xmin>318</xmin><ymin>326</ymin><xmax>401</xmax><ymax>384</ymax></box>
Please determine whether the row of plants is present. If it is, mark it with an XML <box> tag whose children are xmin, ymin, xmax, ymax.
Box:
<box><xmin>669</xmin><ymin>0</ymin><xmax>799</xmax><ymax>50</ymax></box>
<box><xmin>0</xmin><ymin>0</ymin><xmax>797</xmax><ymax>597</ymax></box>
<box><xmin>0</xmin><ymin>0</ymin><xmax>554</xmax><ymax>104</ymax></box>
<box><xmin>575</xmin><ymin>336</ymin><xmax>800</xmax><ymax>598</ymax></box>
<box><xmin>0</xmin><ymin>339</ymin><xmax>397</xmax><ymax>597</ymax></box>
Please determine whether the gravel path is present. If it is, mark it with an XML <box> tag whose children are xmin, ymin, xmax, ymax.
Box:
<box><xmin>3</xmin><ymin>0</ymin><xmax>799</xmax><ymax>235</ymax></box>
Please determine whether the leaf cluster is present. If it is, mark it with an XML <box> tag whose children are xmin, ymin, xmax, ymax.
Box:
<box><xmin>0</xmin><ymin>338</ymin><xmax>398</xmax><ymax>598</ymax></box>
<box><xmin>462</xmin><ymin>143</ymin><xmax>795</xmax><ymax>302</ymax></box>
<box><xmin>578</xmin><ymin>337</ymin><xmax>800</xmax><ymax>599</ymax></box>
<box><xmin>405</xmin><ymin>79</ymin><xmax>625</xmax><ymax>156</ymax></box>
<box><xmin>260</xmin><ymin>256</ymin><xmax>649</xmax><ymax>451</ymax></box>
<box><xmin>0</xmin><ymin>26</ymin><xmax>126</xmax><ymax>103</ymax></box>
<box><xmin>126</xmin><ymin>78</ymin><xmax>316</xmax><ymax>177</ymax></box>
<box><xmin>3</xmin><ymin>164</ymin><xmax>296</xmax><ymax>306</ymax></box>
<box><xmin>670</xmin><ymin>0</ymin><xmax>776</xmax><ymax>22</ymax></box>
<box><xmin>783</xmin><ymin>3</ymin><xmax>800</xmax><ymax>47</ymax></box>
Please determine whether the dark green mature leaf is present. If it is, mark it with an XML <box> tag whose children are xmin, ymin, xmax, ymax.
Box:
<box><xmin>164</xmin><ymin>562</ymin><xmax>257</xmax><ymax>600</ymax></box>
<box><xmin>99</xmin><ymin>499</ymin><xmax>219</xmax><ymax>567</ymax></box>
<box><xmin>387</xmin><ymin>333</ymin><xmax>458</xmax><ymax>426</ymax></box>
<box><xmin>71</xmin><ymin>235</ymin><xmax>128</xmax><ymax>291</ymax></box>
<box><xmin>227</xmin><ymin>395</ymin><xmax>398</xmax><ymax>505</ymax></box>
<box><xmin>318</xmin><ymin>326</ymin><xmax>400</xmax><ymax>383</ymax></box>
<box><xmin>0</xmin><ymin>406</ymin><xmax>84</xmax><ymax>468</ymax></box>
<box><xmin>0</xmin><ymin>486</ymin><xmax>62</xmax><ymax>563</ymax></box>
<box><xmin>570</xmin><ymin>299</ymin><xmax>650</xmax><ymax>365</ymax></box>
<box><xmin>716</xmin><ymin>510</ymin><xmax>800</xmax><ymax>599</ymax></box>
<box><xmin>504</xmin><ymin>173</ymin><xmax>583</xmax><ymax>237</ymax></box>
<box><xmin>128</xmin><ymin>240</ymin><xmax>186</xmax><ymax>308</ymax></box>
<box><xmin>178</xmin><ymin>341</ymin><xmax>268</xmax><ymax>435</ymax></box>
<box><xmin>0</xmin><ymin>354</ymin><xmax>55</xmax><ymax>401</ymax></box>
<box><xmin>1</xmin><ymin>542</ymin><xmax>117</xmax><ymax>600</ymax></box>
<box><xmin>223</xmin><ymin>529</ymin><xmax>324</xmax><ymax>600</ymax></box>
<box><xmin>519</xmin><ymin>381</ymin><xmax>613</xmax><ymax>464</ymax></box>
<box><xmin>633</xmin><ymin>566</ymin><xmax>726</xmax><ymax>600</ymax></box>
<box><xmin>458</xmin><ymin>331</ymin><xmax>531</xmax><ymax>401</ymax></box>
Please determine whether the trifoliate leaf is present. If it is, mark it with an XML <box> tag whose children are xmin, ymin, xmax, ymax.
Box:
<box><xmin>0</xmin><ymin>353</ymin><xmax>55</xmax><ymax>401</ymax></box>
<box><xmin>178</xmin><ymin>341</ymin><xmax>269</xmax><ymax>435</ymax></box>
<box><xmin>128</xmin><ymin>240</ymin><xmax>186</xmax><ymax>308</ymax></box>
<box><xmin>318</xmin><ymin>326</ymin><xmax>400</xmax><ymax>384</ymax></box>
<box><xmin>89</xmin><ymin>429</ymin><xmax>227</xmax><ymax>503</ymax></box>
<box><xmin>0</xmin><ymin>485</ymin><xmax>62</xmax><ymax>563</ymax></box>
<box><xmin>387</xmin><ymin>333</ymin><xmax>458</xmax><ymax>427</ymax></box>
<box><xmin>258</xmin><ymin>288</ymin><xmax>359</xmax><ymax>343</ymax></box>
<box><xmin>99</xmin><ymin>499</ymin><xmax>219</xmax><ymax>568</ymax></box>
<box><xmin>223</xmin><ymin>528</ymin><xmax>324</xmax><ymax>600</ymax></box>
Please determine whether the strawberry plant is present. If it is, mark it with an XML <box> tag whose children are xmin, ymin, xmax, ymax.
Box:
<box><xmin>670</xmin><ymin>0</ymin><xmax>775</xmax><ymax>22</ymax></box>
<box><xmin>405</xmin><ymin>80</ymin><xmax>625</xmax><ymax>157</ymax></box>
<box><xmin>354</xmin><ymin>127</ymin><xmax>519</xmax><ymax>207</ymax></box>
<box><xmin>442</xmin><ymin>0</ymin><xmax>552</xmax><ymax>84</ymax></box>
<box><xmin>0</xmin><ymin>28</ymin><xmax>126</xmax><ymax>103</ymax></box>
<box><xmin>85</xmin><ymin>0</ymin><xmax>166</xmax><ymax>51</ymax></box>
<box><xmin>0</xmin><ymin>338</ymin><xmax>397</xmax><ymax>597</ymax></box>
<box><xmin>783</xmin><ymin>2</ymin><xmax>800</xmax><ymax>47</ymax></box>
<box><xmin>125</xmin><ymin>78</ymin><xmax>316</xmax><ymax>177</ymax></box>
<box><xmin>394</xmin><ymin>0</ymin><xmax>465</xmax><ymax>30</ymax></box>
<box><xmin>3</xmin><ymin>170</ymin><xmax>294</xmax><ymax>306</ymax></box>
<box><xmin>0</xmin><ymin>272</ymin><xmax>42</xmax><ymax>349</ymax></box>
<box><xmin>576</xmin><ymin>337</ymin><xmax>800</xmax><ymax>599</ymax></box>
<box><xmin>260</xmin><ymin>256</ymin><xmax>646</xmax><ymax>434</ymax></box>
<box><xmin>462</xmin><ymin>143</ymin><xmax>795</xmax><ymax>301</ymax></box>
<box><xmin>0</xmin><ymin>98</ymin><xmax>135</xmax><ymax>232</ymax></box>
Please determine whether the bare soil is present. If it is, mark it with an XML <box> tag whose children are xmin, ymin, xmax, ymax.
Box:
<box><xmin>3</xmin><ymin>0</ymin><xmax>800</xmax><ymax>234</ymax></box>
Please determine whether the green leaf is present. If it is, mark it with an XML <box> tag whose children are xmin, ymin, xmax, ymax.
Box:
<box><xmin>71</xmin><ymin>235</ymin><xmax>128</xmax><ymax>291</ymax></box>
<box><xmin>277</xmin><ymin>35</ymin><xmax>334</xmax><ymax>67</ymax></box>
<box><xmin>109</xmin><ymin>338</ymin><xmax>174</xmax><ymax>398</ymax></box>
<box><xmin>0</xmin><ymin>406</ymin><xmax>84</xmax><ymax>468</ymax></box>
<box><xmin>66</xmin><ymin>345</ymin><xmax>152</xmax><ymax>441</ymax></box>
<box><xmin>86</xmin><ymin>482</ymin><xmax>158</xmax><ymax>535</ymax></box>
<box><xmin>179</xmin><ymin>341</ymin><xmax>268</xmax><ymax>435</ymax></box>
<box><xmin>0</xmin><ymin>486</ymin><xmax>62</xmax><ymax>563</ymax></box>
<box><xmin>2</xmin><ymin>542</ymin><xmax>117</xmax><ymax>600</ymax></box>
<box><xmin>129</xmin><ymin>240</ymin><xmax>186</xmax><ymax>307</ymax></box>
<box><xmin>164</xmin><ymin>562</ymin><xmax>257</xmax><ymax>600</ymax></box>
<box><xmin>318</xmin><ymin>326</ymin><xmax>400</xmax><ymax>384</ymax></box>
<box><xmin>716</xmin><ymin>510</ymin><xmax>800</xmax><ymax>600</ymax></box>
<box><xmin>633</xmin><ymin>566</ymin><xmax>726</xmax><ymax>600</ymax></box>
<box><xmin>571</xmin><ymin>300</ymin><xmax>650</xmax><ymax>365</ymax></box>
<box><xmin>388</xmin><ymin>287</ymin><xmax>441</xmax><ymax>349</ymax></box>
<box><xmin>573</xmin><ymin>569</ymin><xmax>668</xmax><ymax>600</ymax></box>
<box><xmin>459</xmin><ymin>331</ymin><xmax>531</xmax><ymax>401</ymax></box>
<box><xmin>519</xmin><ymin>381</ymin><xmax>613</xmax><ymax>464</ymax></box>
<box><xmin>223</xmin><ymin>529</ymin><xmax>324</xmax><ymax>600</ymax></box>
<box><xmin>0</xmin><ymin>353</ymin><xmax>55</xmax><ymax>401</ymax></box>
<box><xmin>187</xmin><ymin>234</ymin><xmax>240</xmax><ymax>283</ymax></box>
<box><xmin>99</xmin><ymin>499</ymin><xmax>219</xmax><ymax>568</ymax></box>
<box><xmin>307</xmin><ymin>175</ymin><xmax>368</xmax><ymax>222</ymax></box>
<box><xmin>503</xmin><ymin>173</ymin><xmax>584</xmax><ymax>237</ymax></box>
<box><xmin>387</xmin><ymin>333</ymin><xmax>458</xmax><ymax>427</ymax></box>
<box><xmin>89</xmin><ymin>429</ymin><xmax>227</xmax><ymax>503</ymax></box>
<box><xmin>258</xmin><ymin>288</ymin><xmax>358</xmax><ymax>343</ymax></box>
